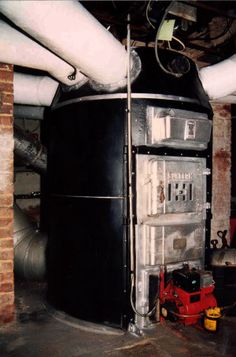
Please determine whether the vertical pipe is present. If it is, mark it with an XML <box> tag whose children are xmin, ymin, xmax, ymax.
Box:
<box><xmin>127</xmin><ymin>14</ymin><xmax>134</xmax><ymax>274</ymax></box>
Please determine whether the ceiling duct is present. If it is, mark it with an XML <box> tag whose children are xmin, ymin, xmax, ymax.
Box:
<box><xmin>199</xmin><ymin>54</ymin><xmax>236</xmax><ymax>100</ymax></box>
<box><xmin>0</xmin><ymin>20</ymin><xmax>87</xmax><ymax>87</ymax></box>
<box><xmin>0</xmin><ymin>0</ymin><xmax>138</xmax><ymax>91</ymax></box>
<box><xmin>14</xmin><ymin>73</ymin><xmax>58</xmax><ymax>106</ymax></box>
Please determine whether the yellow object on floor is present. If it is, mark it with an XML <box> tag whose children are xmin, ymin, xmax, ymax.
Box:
<box><xmin>204</xmin><ymin>307</ymin><xmax>221</xmax><ymax>332</ymax></box>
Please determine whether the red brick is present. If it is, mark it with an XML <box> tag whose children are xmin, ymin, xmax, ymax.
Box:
<box><xmin>0</xmin><ymin>272</ymin><xmax>13</xmax><ymax>283</ymax></box>
<box><xmin>0</xmin><ymin>63</ymin><xmax>14</xmax><ymax>325</ymax></box>
<box><xmin>0</xmin><ymin>282</ymin><xmax>14</xmax><ymax>292</ymax></box>
<box><xmin>0</xmin><ymin>64</ymin><xmax>13</xmax><ymax>71</ymax></box>
<box><xmin>0</xmin><ymin>104</ymin><xmax>13</xmax><ymax>115</ymax></box>
<box><xmin>0</xmin><ymin>249</ymin><xmax>14</xmax><ymax>261</ymax></box>
<box><xmin>1</xmin><ymin>93</ymin><xmax>13</xmax><ymax>106</ymax></box>
<box><xmin>0</xmin><ymin>159</ymin><xmax>13</xmax><ymax>174</ymax></box>
<box><xmin>0</xmin><ymin>226</ymin><xmax>13</xmax><ymax>238</ymax></box>
<box><xmin>0</xmin><ymin>292</ymin><xmax>14</xmax><ymax>305</ymax></box>
<box><xmin>0</xmin><ymin>194</ymin><xmax>13</xmax><ymax>207</ymax></box>
<box><xmin>0</xmin><ymin>218</ymin><xmax>13</xmax><ymax>227</ymax></box>
<box><xmin>0</xmin><ymin>172</ymin><xmax>13</xmax><ymax>185</ymax></box>
<box><xmin>0</xmin><ymin>207</ymin><xmax>13</xmax><ymax>219</ymax></box>
<box><xmin>0</xmin><ymin>207</ymin><xmax>13</xmax><ymax>217</ymax></box>
<box><xmin>0</xmin><ymin>117</ymin><xmax>13</xmax><ymax>125</ymax></box>
<box><xmin>0</xmin><ymin>239</ymin><xmax>13</xmax><ymax>249</ymax></box>
<box><xmin>0</xmin><ymin>71</ymin><xmax>13</xmax><ymax>82</ymax></box>
<box><xmin>0</xmin><ymin>82</ymin><xmax>13</xmax><ymax>92</ymax></box>
<box><xmin>0</xmin><ymin>260</ymin><xmax>13</xmax><ymax>272</ymax></box>
<box><xmin>0</xmin><ymin>124</ymin><xmax>13</xmax><ymax>133</ymax></box>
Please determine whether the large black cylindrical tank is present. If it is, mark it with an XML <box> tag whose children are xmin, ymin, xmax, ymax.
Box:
<box><xmin>46</xmin><ymin>48</ymin><xmax>212</xmax><ymax>329</ymax></box>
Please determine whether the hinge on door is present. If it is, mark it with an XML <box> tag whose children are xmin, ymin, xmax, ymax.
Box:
<box><xmin>204</xmin><ymin>202</ymin><xmax>211</xmax><ymax>209</ymax></box>
<box><xmin>203</xmin><ymin>168</ymin><xmax>211</xmax><ymax>175</ymax></box>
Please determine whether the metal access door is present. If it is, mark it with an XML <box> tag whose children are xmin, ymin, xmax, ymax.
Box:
<box><xmin>134</xmin><ymin>155</ymin><xmax>209</xmax><ymax>329</ymax></box>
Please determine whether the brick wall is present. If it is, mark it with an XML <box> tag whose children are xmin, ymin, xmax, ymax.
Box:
<box><xmin>0</xmin><ymin>63</ymin><xmax>14</xmax><ymax>323</ymax></box>
<box><xmin>211</xmin><ymin>103</ymin><xmax>231</xmax><ymax>246</ymax></box>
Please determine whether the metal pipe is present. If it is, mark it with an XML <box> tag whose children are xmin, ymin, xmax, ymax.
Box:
<box><xmin>13</xmin><ymin>204</ymin><xmax>47</xmax><ymax>281</ymax></box>
<box><xmin>14</xmin><ymin>105</ymin><xmax>45</xmax><ymax>120</ymax></box>
<box><xmin>14</xmin><ymin>125</ymin><xmax>47</xmax><ymax>174</ymax></box>
<box><xmin>127</xmin><ymin>14</ymin><xmax>134</xmax><ymax>274</ymax></box>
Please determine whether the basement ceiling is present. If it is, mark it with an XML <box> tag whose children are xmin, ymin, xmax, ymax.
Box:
<box><xmin>81</xmin><ymin>1</ymin><xmax>236</xmax><ymax>68</ymax></box>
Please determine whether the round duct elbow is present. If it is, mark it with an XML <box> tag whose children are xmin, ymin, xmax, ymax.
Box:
<box><xmin>14</xmin><ymin>230</ymin><xmax>47</xmax><ymax>281</ymax></box>
<box><xmin>89</xmin><ymin>50</ymin><xmax>142</xmax><ymax>93</ymax></box>
<box><xmin>14</xmin><ymin>204</ymin><xmax>47</xmax><ymax>281</ymax></box>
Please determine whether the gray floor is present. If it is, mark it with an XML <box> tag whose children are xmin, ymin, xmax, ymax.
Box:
<box><xmin>0</xmin><ymin>282</ymin><xmax>236</xmax><ymax>357</ymax></box>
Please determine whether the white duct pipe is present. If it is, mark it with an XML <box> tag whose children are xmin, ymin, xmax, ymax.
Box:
<box><xmin>199</xmin><ymin>54</ymin><xmax>236</xmax><ymax>100</ymax></box>
<box><xmin>14</xmin><ymin>73</ymin><xmax>58</xmax><ymax>106</ymax></box>
<box><xmin>0</xmin><ymin>0</ymin><xmax>129</xmax><ymax>88</ymax></box>
<box><xmin>0</xmin><ymin>20</ymin><xmax>87</xmax><ymax>87</ymax></box>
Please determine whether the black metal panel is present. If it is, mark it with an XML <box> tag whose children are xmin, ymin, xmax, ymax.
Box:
<box><xmin>57</xmin><ymin>48</ymin><xmax>212</xmax><ymax>118</ymax></box>
<box><xmin>47</xmin><ymin>196</ymin><xmax>130</xmax><ymax>328</ymax></box>
<box><xmin>48</xmin><ymin>100</ymin><xmax>126</xmax><ymax>197</ymax></box>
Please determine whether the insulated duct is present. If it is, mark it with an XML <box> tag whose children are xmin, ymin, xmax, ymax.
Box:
<box><xmin>14</xmin><ymin>125</ymin><xmax>47</xmax><ymax>174</ymax></box>
<box><xmin>199</xmin><ymin>54</ymin><xmax>236</xmax><ymax>100</ymax></box>
<box><xmin>0</xmin><ymin>0</ymin><xmax>133</xmax><ymax>90</ymax></box>
<box><xmin>0</xmin><ymin>19</ymin><xmax>87</xmax><ymax>87</ymax></box>
<box><xmin>14</xmin><ymin>73</ymin><xmax>58</xmax><ymax>106</ymax></box>
<box><xmin>14</xmin><ymin>203</ymin><xmax>47</xmax><ymax>281</ymax></box>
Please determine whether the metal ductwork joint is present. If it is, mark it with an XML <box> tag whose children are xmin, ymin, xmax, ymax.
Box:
<box><xmin>14</xmin><ymin>125</ymin><xmax>47</xmax><ymax>174</ymax></box>
<box><xmin>14</xmin><ymin>204</ymin><xmax>47</xmax><ymax>281</ymax></box>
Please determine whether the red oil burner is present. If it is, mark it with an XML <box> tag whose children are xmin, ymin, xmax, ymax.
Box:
<box><xmin>159</xmin><ymin>265</ymin><xmax>217</xmax><ymax>326</ymax></box>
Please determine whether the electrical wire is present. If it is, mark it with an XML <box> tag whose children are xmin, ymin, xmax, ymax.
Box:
<box><xmin>146</xmin><ymin>0</ymin><xmax>155</xmax><ymax>29</ymax></box>
<box><xmin>168</xmin><ymin>36</ymin><xmax>186</xmax><ymax>51</ymax></box>
<box><xmin>172</xmin><ymin>36</ymin><xmax>186</xmax><ymax>50</ymax></box>
<box><xmin>154</xmin><ymin>2</ymin><xmax>183</xmax><ymax>78</ymax></box>
<box><xmin>130</xmin><ymin>273</ymin><xmax>157</xmax><ymax>318</ymax></box>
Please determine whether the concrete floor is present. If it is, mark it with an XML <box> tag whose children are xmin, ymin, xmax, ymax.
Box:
<box><xmin>0</xmin><ymin>282</ymin><xmax>236</xmax><ymax>357</ymax></box>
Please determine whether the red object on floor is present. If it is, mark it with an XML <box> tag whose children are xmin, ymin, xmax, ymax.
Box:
<box><xmin>159</xmin><ymin>270</ymin><xmax>217</xmax><ymax>326</ymax></box>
